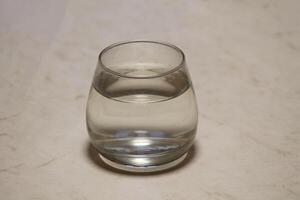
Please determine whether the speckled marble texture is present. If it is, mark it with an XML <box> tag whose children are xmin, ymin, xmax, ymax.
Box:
<box><xmin>0</xmin><ymin>0</ymin><xmax>300</xmax><ymax>199</ymax></box>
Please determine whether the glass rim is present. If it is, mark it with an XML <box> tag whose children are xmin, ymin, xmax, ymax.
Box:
<box><xmin>98</xmin><ymin>40</ymin><xmax>186</xmax><ymax>79</ymax></box>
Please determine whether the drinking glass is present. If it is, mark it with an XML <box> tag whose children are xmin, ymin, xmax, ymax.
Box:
<box><xmin>86</xmin><ymin>41</ymin><xmax>198</xmax><ymax>172</ymax></box>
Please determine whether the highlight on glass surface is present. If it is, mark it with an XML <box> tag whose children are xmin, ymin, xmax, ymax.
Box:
<box><xmin>86</xmin><ymin>41</ymin><xmax>198</xmax><ymax>172</ymax></box>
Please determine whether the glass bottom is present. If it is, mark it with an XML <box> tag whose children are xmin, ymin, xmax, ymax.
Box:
<box><xmin>99</xmin><ymin>153</ymin><xmax>187</xmax><ymax>173</ymax></box>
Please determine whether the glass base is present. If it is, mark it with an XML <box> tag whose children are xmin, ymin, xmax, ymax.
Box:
<box><xmin>99</xmin><ymin>153</ymin><xmax>187</xmax><ymax>173</ymax></box>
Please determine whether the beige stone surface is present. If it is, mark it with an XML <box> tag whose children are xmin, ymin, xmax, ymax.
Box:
<box><xmin>0</xmin><ymin>0</ymin><xmax>299</xmax><ymax>199</ymax></box>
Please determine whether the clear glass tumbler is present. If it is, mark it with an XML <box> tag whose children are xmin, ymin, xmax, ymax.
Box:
<box><xmin>86</xmin><ymin>41</ymin><xmax>198</xmax><ymax>172</ymax></box>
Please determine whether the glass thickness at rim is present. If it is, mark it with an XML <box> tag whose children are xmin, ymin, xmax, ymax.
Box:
<box><xmin>98</xmin><ymin>40</ymin><xmax>186</xmax><ymax>79</ymax></box>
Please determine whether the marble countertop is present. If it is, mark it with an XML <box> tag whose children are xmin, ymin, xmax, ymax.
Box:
<box><xmin>0</xmin><ymin>0</ymin><xmax>299</xmax><ymax>199</ymax></box>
